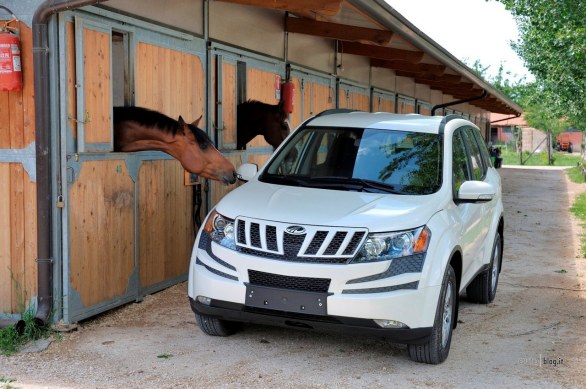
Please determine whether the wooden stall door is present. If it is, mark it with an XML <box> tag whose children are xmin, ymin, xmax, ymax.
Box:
<box><xmin>66</xmin><ymin>18</ymin><xmax>137</xmax><ymax>322</ymax></box>
<box><xmin>74</xmin><ymin>17</ymin><xmax>113</xmax><ymax>152</ymax></box>
<box><xmin>397</xmin><ymin>95</ymin><xmax>416</xmax><ymax>114</ymax></box>
<box><xmin>208</xmin><ymin>52</ymin><xmax>244</xmax><ymax>209</ymax></box>
<box><xmin>246</xmin><ymin>66</ymin><xmax>282</xmax><ymax>154</ymax></box>
<box><xmin>372</xmin><ymin>89</ymin><xmax>395</xmax><ymax>113</ymax></box>
<box><xmin>215</xmin><ymin>56</ymin><xmax>237</xmax><ymax>151</ymax></box>
<box><xmin>68</xmin><ymin>161</ymin><xmax>135</xmax><ymax>312</ymax></box>
<box><xmin>290</xmin><ymin>69</ymin><xmax>335</xmax><ymax>130</ymax></box>
<box><xmin>0</xmin><ymin>22</ymin><xmax>37</xmax><ymax>315</ymax></box>
<box><xmin>134</xmin><ymin>42</ymin><xmax>203</xmax><ymax>294</ymax></box>
<box><xmin>417</xmin><ymin>101</ymin><xmax>432</xmax><ymax>116</ymax></box>
<box><xmin>209</xmin><ymin>53</ymin><xmax>283</xmax><ymax>209</ymax></box>
<box><xmin>338</xmin><ymin>82</ymin><xmax>370</xmax><ymax>111</ymax></box>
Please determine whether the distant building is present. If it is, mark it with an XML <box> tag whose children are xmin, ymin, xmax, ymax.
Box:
<box><xmin>490</xmin><ymin>113</ymin><xmax>547</xmax><ymax>153</ymax></box>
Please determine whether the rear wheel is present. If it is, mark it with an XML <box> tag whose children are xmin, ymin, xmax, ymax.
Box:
<box><xmin>408</xmin><ymin>265</ymin><xmax>457</xmax><ymax>364</ymax></box>
<box><xmin>195</xmin><ymin>312</ymin><xmax>240</xmax><ymax>336</ymax></box>
<box><xmin>466</xmin><ymin>233</ymin><xmax>502</xmax><ymax>304</ymax></box>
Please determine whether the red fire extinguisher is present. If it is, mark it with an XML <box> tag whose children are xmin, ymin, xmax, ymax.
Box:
<box><xmin>0</xmin><ymin>15</ymin><xmax>23</xmax><ymax>92</ymax></box>
<box><xmin>281</xmin><ymin>81</ymin><xmax>294</xmax><ymax>113</ymax></box>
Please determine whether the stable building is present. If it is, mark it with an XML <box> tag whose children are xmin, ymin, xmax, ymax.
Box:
<box><xmin>0</xmin><ymin>0</ymin><xmax>522</xmax><ymax>325</ymax></box>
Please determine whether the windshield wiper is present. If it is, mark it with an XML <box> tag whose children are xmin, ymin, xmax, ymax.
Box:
<box><xmin>261</xmin><ymin>174</ymin><xmax>307</xmax><ymax>187</ymax></box>
<box><xmin>310</xmin><ymin>176</ymin><xmax>401</xmax><ymax>194</ymax></box>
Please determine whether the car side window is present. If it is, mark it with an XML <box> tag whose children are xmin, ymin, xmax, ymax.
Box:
<box><xmin>462</xmin><ymin>128</ymin><xmax>486</xmax><ymax>180</ymax></box>
<box><xmin>452</xmin><ymin>130</ymin><xmax>469</xmax><ymax>193</ymax></box>
<box><xmin>470</xmin><ymin>127</ymin><xmax>493</xmax><ymax>168</ymax></box>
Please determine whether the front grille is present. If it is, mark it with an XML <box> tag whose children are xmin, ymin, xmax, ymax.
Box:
<box><xmin>248</xmin><ymin>270</ymin><xmax>330</xmax><ymax>293</ymax></box>
<box><xmin>243</xmin><ymin>306</ymin><xmax>342</xmax><ymax>324</ymax></box>
<box><xmin>235</xmin><ymin>217</ymin><xmax>367</xmax><ymax>264</ymax></box>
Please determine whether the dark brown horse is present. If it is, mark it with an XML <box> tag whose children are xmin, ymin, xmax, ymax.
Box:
<box><xmin>114</xmin><ymin>106</ymin><xmax>236</xmax><ymax>185</ymax></box>
<box><xmin>237</xmin><ymin>100</ymin><xmax>291</xmax><ymax>150</ymax></box>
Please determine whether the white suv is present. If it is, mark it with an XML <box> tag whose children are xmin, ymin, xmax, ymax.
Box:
<box><xmin>188</xmin><ymin>111</ymin><xmax>504</xmax><ymax>364</ymax></box>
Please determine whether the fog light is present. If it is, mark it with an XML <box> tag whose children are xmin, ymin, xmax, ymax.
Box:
<box><xmin>196</xmin><ymin>296</ymin><xmax>212</xmax><ymax>305</ymax></box>
<box><xmin>374</xmin><ymin>319</ymin><xmax>408</xmax><ymax>329</ymax></box>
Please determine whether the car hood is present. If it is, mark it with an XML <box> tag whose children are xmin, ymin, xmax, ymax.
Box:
<box><xmin>216</xmin><ymin>180</ymin><xmax>445</xmax><ymax>231</ymax></box>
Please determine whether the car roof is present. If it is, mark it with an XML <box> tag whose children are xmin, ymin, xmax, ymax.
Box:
<box><xmin>305</xmin><ymin>111</ymin><xmax>446</xmax><ymax>134</ymax></box>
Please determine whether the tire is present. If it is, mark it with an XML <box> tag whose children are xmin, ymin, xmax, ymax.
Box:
<box><xmin>195</xmin><ymin>312</ymin><xmax>240</xmax><ymax>336</ymax></box>
<box><xmin>466</xmin><ymin>233</ymin><xmax>502</xmax><ymax>304</ymax></box>
<box><xmin>408</xmin><ymin>265</ymin><xmax>457</xmax><ymax>364</ymax></box>
<box><xmin>568</xmin><ymin>143</ymin><xmax>573</xmax><ymax>153</ymax></box>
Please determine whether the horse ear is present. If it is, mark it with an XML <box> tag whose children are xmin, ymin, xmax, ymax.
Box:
<box><xmin>191</xmin><ymin>115</ymin><xmax>203</xmax><ymax>128</ymax></box>
<box><xmin>177</xmin><ymin>116</ymin><xmax>189</xmax><ymax>135</ymax></box>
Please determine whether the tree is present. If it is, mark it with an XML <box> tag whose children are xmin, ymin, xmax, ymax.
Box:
<box><xmin>496</xmin><ymin>0</ymin><xmax>586</xmax><ymax>130</ymax></box>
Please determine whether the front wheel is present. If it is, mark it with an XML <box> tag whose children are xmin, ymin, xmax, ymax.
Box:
<box><xmin>195</xmin><ymin>312</ymin><xmax>241</xmax><ymax>336</ymax></box>
<box><xmin>408</xmin><ymin>265</ymin><xmax>457</xmax><ymax>364</ymax></box>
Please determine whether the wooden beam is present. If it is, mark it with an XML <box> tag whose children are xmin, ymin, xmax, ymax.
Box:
<box><xmin>415</xmin><ymin>74</ymin><xmax>462</xmax><ymax>84</ymax></box>
<box><xmin>341</xmin><ymin>42</ymin><xmax>424</xmax><ymax>63</ymax></box>
<box><xmin>429</xmin><ymin>83</ymin><xmax>481</xmax><ymax>97</ymax></box>
<box><xmin>394</xmin><ymin>71</ymin><xmax>461</xmax><ymax>83</ymax></box>
<box><xmin>371</xmin><ymin>59</ymin><xmax>446</xmax><ymax>75</ymax></box>
<box><xmin>286</xmin><ymin>17</ymin><xmax>393</xmax><ymax>45</ymax></box>
<box><xmin>216</xmin><ymin>0</ymin><xmax>343</xmax><ymax>17</ymax></box>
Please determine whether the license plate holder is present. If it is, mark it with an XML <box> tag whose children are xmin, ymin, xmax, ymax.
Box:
<box><xmin>245</xmin><ymin>284</ymin><xmax>329</xmax><ymax>315</ymax></box>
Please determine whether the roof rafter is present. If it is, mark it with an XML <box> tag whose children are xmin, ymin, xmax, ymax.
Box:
<box><xmin>372</xmin><ymin>59</ymin><xmax>446</xmax><ymax>76</ymax></box>
<box><xmin>215</xmin><ymin>0</ymin><xmax>343</xmax><ymax>17</ymax></box>
<box><xmin>286</xmin><ymin>17</ymin><xmax>393</xmax><ymax>45</ymax></box>
<box><xmin>341</xmin><ymin>42</ymin><xmax>424</xmax><ymax>63</ymax></box>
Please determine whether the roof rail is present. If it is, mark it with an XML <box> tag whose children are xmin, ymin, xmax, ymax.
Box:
<box><xmin>314</xmin><ymin>108</ymin><xmax>361</xmax><ymax>117</ymax></box>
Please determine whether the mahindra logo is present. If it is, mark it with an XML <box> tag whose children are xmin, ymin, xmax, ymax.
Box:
<box><xmin>285</xmin><ymin>226</ymin><xmax>306</xmax><ymax>235</ymax></box>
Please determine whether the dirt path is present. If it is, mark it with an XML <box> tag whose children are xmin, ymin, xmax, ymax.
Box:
<box><xmin>1</xmin><ymin>166</ymin><xmax>586</xmax><ymax>389</ymax></box>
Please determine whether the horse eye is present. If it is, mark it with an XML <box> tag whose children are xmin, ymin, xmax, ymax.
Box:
<box><xmin>199</xmin><ymin>142</ymin><xmax>209</xmax><ymax>150</ymax></box>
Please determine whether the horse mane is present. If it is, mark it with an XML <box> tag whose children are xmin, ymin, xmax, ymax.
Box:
<box><xmin>113</xmin><ymin>106</ymin><xmax>211</xmax><ymax>147</ymax></box>
<box><xmin>238</xmin><ymin>99</ymin><xmax>283</xmax><ymax>115</ymax></box>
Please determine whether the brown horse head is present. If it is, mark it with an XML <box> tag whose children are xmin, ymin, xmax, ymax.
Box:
<box><xmin>176</xmin><ymin>116</ymin><xmax>237</xmax><ymax>184</ymax></box>
<box><xmin>113</xmin><ymin>106</ymin><xmax>236</xmax><ymax>185</ymax></box>
<box><xmin>237</xmin><ymin>100</ymin><xmax>291</xmax><ymax>150</ymax></box>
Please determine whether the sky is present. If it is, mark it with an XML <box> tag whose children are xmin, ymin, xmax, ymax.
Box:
<box><xmin>385</xmin><ymin>0</ymin><xmax>533</xmax><ymax>82</ymax></box>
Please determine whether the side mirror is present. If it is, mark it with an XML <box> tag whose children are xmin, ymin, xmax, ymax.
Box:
<box><xmin>236</xmin><ymin>163</ymin><xmax>258</xmax><ymax>182</ymax></box>
<box><xmin>457</xmin><ymin>181</ymin><xmax>496</xmax><ymax>202</ymax></box>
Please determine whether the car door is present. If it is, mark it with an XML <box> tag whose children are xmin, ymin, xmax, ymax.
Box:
<box><xmin>452</xmin><ymin>127</ymin><xmax>490</xmax><ymax>283</ymax></box>
<box><xmin>469</xmin><ymin>127</ymin><xmax>500</xmax><ymax>267</ymax></box>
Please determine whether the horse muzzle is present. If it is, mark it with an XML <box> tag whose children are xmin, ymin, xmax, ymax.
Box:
<box><xmin>222</xmin><ymin>170</ymin><xmax>238</xmax><ymax>185</ymax></box>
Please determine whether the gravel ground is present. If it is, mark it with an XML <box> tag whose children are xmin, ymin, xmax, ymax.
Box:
<box><xmin>1</xmin><ymin>165</ymin><xmax>585</xmax><ymax>389</ymax></box>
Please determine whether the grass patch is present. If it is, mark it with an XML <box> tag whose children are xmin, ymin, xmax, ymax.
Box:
<box><xmin>0</xmin><ymin>377</ymin><xmax>17</xmax><ymax>389</ymax></box>
<box><xmin>567</xmin><ymin>166</ymin><xmax>586</xmax><ymax>184</ymax></box>
<box><xmin>570</xmin><ymin>191</ymin><xmax>586</xmax><ymax>258</ymax></box>
<box><xmin>0</xmin><ymin>307</ymin><xmax>51</xmax><ymax>357</ymax></box>
<box><xmin>498</xmin><ymin>146</ymin><xmax>583</xmax><ymax>167</ymax></box>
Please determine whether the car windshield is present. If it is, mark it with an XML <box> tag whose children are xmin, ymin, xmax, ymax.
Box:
<box><xmin>261</xmin><ymin>126</ymin><xmax>442</xmax><ymax>195</ymax></box>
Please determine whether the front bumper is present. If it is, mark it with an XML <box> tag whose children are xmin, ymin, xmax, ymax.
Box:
<box><xmin>189</xmin><ymin>297</ymin><xmax>433</xmax><ymax>344</ymax></box>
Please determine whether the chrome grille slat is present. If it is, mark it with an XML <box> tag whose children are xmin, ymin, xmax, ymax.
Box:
<box><xmin>234</xmin><ymin>217</ymin><xmax>367</xmax><ymax>264</ymax></box>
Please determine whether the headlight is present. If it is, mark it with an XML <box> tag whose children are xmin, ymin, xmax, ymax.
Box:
<box><xmin>353</xmin><ymin>226</ymin><xmax>431</xmax><ymax>263</ymax></box>
<box><xmin>204</xmin><ymin>210</ymin><xmax>236</xmax><ymax>250</ymax></box>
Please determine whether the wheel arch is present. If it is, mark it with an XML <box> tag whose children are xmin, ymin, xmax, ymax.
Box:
<box><xmin>497</xmin><ymin>215</ymin><xmax>504</xmax><ymax>272</ymax></box>
<box><xmin>448</xmin><ymin>247</ymin><xmax>462</xmax><ymax>329</ymax></box>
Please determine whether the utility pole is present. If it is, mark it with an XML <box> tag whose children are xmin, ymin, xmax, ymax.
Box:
<box><xmin>547</xmin><ymin>129</ymin><xmax>553</xmax><ymax>165</ymax></box>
